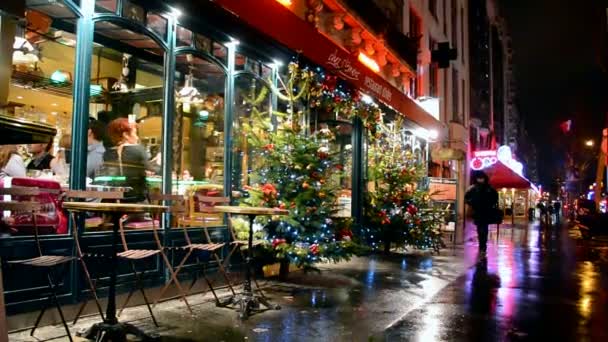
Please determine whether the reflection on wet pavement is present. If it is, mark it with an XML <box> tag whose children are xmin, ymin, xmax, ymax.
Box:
<box><xmin>9</xmin><ymin>222</ymin><xmax>608</xmax><ymax>341</ymax></box>
<box><xmin>383</xmin><ymin>222</ymin><xmax>608</xmax><ymax>341</ymax></box>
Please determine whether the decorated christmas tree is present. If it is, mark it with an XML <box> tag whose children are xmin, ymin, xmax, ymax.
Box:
<box><xmin>364</xmin><ymin>117</ymin><xmax>444</xmax><ymax>253</ymax></box>
<box><xmin>237</xmin><ymin>63</ymin><xmax>358</xmax><ymax>273</ymax></box>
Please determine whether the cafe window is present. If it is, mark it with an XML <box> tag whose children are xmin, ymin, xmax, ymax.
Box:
<box><xmin>231</xmin><ymin>73</ymin><xmax>271</xmax><ymax>193</ymax></box>
<box><xmin>0</xmin><ymin>0</ymin><xmax>79</xmax><ymax>237</ymax></box>
<box><xmin>172</xmin><ymin>54</ymin><xmax>226</xmax><ymax>200</ymax></box>
<box><xmin>85</xmin><ymin>20</ymin><xmax>166</xmax><ymax>232</ymax></box>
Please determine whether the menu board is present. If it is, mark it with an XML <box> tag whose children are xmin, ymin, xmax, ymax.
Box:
<box><xmin>428</xmin><ymin>178</ymin><xmax>457</xmax><ymax>201</ymax></box>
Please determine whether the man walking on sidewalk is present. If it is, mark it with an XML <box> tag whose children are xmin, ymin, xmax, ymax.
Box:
<box><xmin>465</xmin><ymin>171</ymin><xmax>499</xmax><ymax>258</ymax></box>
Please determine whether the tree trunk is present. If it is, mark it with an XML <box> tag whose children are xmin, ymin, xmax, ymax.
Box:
<box><xmin>279</xmin><ymin>259</ymin><xmax>290</xmax><ymax>281</ymax></box>
<box><xmin>383</xmin><ymin>240</ymin><xmax>391</xmax><ymax>254</ymax></box>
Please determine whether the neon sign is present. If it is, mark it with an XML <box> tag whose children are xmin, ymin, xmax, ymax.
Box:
<box><xmin>470</xmin><ymin>146</ymin><xmax>525</xmax><ymax>177</ymax></box>
<box><xmin>470</xmin><ymin>150</ymin><xmax>497</xmax><ymax>170</ymax></box>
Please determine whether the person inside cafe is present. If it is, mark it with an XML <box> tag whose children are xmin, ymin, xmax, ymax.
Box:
<box><xmin>27</xmin><ymin>140</ymin><xmax>54</xmax><ymax>171</ymax></box>
<box><xmin>0</xmin><ymin>145</ymin><xmax>26</xmax><ymax>179</ymax></box>
<box><xmin>50</xmin><ymin>134</ymin><xmax>71</xmax><ymax>178</ymax></box>
<box><xmin>103</xmin><ymin>117</ymin><xmax>156</xmax><ymax>203</ymax></box>
<box><xmin>87</xmin><ymin>117</ymin><xmax>106</xmax><ymax>179</ymax></box>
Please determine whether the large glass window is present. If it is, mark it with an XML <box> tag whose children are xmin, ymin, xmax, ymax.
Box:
<box><xmin>0</xmin><ymin>0</ymin><xmax>79</xmax><ymax>237</ymax></box>
<box><xmin>231</xmin><ymin>72</ymin><xmax>271</xmax><ymax>194</ymax></box>
<box><xmin>84</xmin><ymin>20</ymin><xmax>165</xmax><ymax>231</ymax></box>
<box><xmin>173</xmin><ymin>53</ymin><xmax>225</xmax><ymax>191</ymax></box>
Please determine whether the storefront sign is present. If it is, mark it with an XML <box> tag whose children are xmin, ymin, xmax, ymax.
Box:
<box><xmin>326</xmin><ymin>50</ymin><xmax>361</xmax><ymax>81</ymax></box>
<box><xmin>215</xmin><ymin>0</ymin><xmax>441</xmax><ymax>131</ymax></box>
<box><xmin>428</xmin><ymin>177</ymin><xmax>457</xmax><ymax>201</ymax></box>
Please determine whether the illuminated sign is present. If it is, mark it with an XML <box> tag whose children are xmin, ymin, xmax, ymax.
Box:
<box><xmin>470</xmin><ymin>146</ymin><xmax>525</xmax><ymax>177</ymax></box>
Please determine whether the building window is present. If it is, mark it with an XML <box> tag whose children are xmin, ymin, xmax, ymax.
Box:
<box><xmin>460</xmin><ymin>7</ymin><xmax>465</xmax><ymax>63</ymax></box>
<box><xmin>461</xmin><ymin>78</ymin><xmax>466</xmax><ymax>123</ymax></box>
<box><xmin>429</xmin><ymin>38</ymin><xmax>438</xmax><ymax>97</ymax></box>
<box><xmin>429</xmin><ymin>0</ymin><xmax>437</xmax><ymax>19</ymax></box>
<box><xmin>451</xmin><ymin>0</ymin><xmax>458</xmax><ymax>53</ymax></box>
<box><xmin>452</xmin><ymin>69</ymin><xmax>460</xmax><ymax>123</ymax></box>
<box><xmin>443</xmin><ymin>0</ymin><xmax>448</xmax><ymax>33</ymax></box>
<box><xmin>409</xmin><ymin>7</ymin><xmax>422</xmax><ymax>39</ymax></box>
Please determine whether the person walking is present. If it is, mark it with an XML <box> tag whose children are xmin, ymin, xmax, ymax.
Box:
<box><xmin>465</xmin><ymin>170</ymin><xmax>499</xmax><ymax>258</ymax></box>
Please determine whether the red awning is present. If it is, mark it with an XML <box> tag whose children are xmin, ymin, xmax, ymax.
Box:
<box><xmin>215</xmin><ymin>0</ymin><xmax>442</xmax><ymax>131</ymax></box>
<box><xmin>484</xmin><ymin>161</ymin><xmax>531</xmax><ymax>189</ymax></box>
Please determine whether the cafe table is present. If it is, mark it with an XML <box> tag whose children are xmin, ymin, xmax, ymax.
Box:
<box><xmin>213</xmin><ymin>205</ymin><xmax>288</xmax><ymax>319</ymax></box>
<box><xmin>62</xmin><ymin>202</ymin><xmax>168</xmax><ymax>341</ymax></box>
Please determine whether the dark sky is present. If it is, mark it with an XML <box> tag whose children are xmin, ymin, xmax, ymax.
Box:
<box><xmin>501</xmin><ymin>0</ymin><xmax>608</xmax><ymax>186</ymax></box>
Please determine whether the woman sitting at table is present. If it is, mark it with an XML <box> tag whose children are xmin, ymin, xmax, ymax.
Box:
<box><xmin>103</xmin><ymin>118</ymin><xmax>156</xmax><ymax>203</ymax></box>
<box><xmin>27</xmin><ymin>140</ymin><xmax>54</xmax><ymax>171</ymax></box>
<box><xmin>0</xmin><ymin>145</ymin><xmax>26</xmax><ymax>179</ymax></box>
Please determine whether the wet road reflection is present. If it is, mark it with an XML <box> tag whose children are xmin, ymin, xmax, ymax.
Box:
<box><xmin>384</xmin><ymin>222</ymin><xmax>608</xmax><ymax>341</ymax></box>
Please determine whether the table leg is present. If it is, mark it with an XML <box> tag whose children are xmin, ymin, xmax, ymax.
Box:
<box><xmin>78</xmin><ymin>212</ymin><xmax>159</xmax><ymax>341</ymax></box>
<box><xmin>243</xmin><ymin>214</ymin><xmax>255</xmax><ymax>295</ymax></box>
<box><xmin>105</xmin><ymin>213</ymin><xmax>120</xmax><ymax>324</ymax></box>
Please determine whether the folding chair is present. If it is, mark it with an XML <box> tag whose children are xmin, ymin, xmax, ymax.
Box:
<box><xmin>63</xmin><ymin>190</ymin><xmax>124</xmax><ymax>325</ymax></box>
<box><xmin>115</xmin><ymin>201</ymin><xmax>193</xmax><ymax>324</ymax></box>
<box><xmin>153</xmin><ymin>194</ymin><xmax>235</xmax><ymax>307</ymax></box>
<box><xmin>0</xmin><ymin>187</ymin><xmax>74</xmax><ymax>341</ymax></box>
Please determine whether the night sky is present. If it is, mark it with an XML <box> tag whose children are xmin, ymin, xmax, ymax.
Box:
<box><xmin>501</xmin><ymin>0</ymin><xmax>608</xmax><ymax>186</ymax></box>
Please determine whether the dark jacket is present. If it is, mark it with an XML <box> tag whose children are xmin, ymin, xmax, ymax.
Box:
<box><xmin>103</xmin><ymin>144</ymin><xmax>151</xmax><ymax>202</ymax></box>
<box><xmin>465</xmin><ymin>182</ymin><xmax>499</xmax><ymax>225</ymax></box>
<box><xmin>27</xmin><ymin>152</ymin><xmax>54</xmax><ymax>171</ymax></box>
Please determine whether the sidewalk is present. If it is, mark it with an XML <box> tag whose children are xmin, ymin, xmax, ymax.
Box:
<box><xmin>8</xmin><ymin>220</ymin><xmax>565</xmax><ymax>341</ymax></box>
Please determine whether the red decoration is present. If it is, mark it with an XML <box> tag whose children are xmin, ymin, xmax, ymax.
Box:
<box><xmin>309</xmin><ymin>243</ymin><xmax>319</xmax><ymax>255</ymax></box>
<box><xmin>262</xmin><ymin>183</ymin><xmax>278</xmax><ymax>197</ymax></box>
<box><xmin>272</xmin><ymin>238</ymin><xmax>287</xmax><ymax>248</ymax></box>
<box><xmin>407</xmin><ymin>204</ymin><xmax>418</xmax><ymax>215</ymax></box>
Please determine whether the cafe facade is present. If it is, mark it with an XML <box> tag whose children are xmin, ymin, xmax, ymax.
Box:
<box><xmin>0</xmin><ymin>0</ymin><xmax>442</xmax><ymax>317</ymax></box>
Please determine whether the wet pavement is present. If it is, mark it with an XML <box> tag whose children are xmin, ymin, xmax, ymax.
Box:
<box><xmin>8</xmin><ymin>221</ymin><xmax>608</xmax><ymax>341</ymax></box>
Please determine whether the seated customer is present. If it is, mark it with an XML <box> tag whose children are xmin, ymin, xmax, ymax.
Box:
<box><xmin>0</xmin><ymin>145</ymin><xmax>26</xmax><ymax>178</ymax></box>
<box><xmin>103</xmin><ymin>118</ymin><xmax>152</xmax><ymax>202</ymax></box>
<box><xmin>50</xmin><ymin>134</ymin><xmax>71</xmax><ymax>177</ymax></box>
<box><xmin>87</xmin><ymin>117</ymin><xmax>106</xmax><ymax>179</ymax></box>
<box><xmin>27</xmin><ymin>141</ymin><xmax>54</xmax><ymax>171</ymax></box>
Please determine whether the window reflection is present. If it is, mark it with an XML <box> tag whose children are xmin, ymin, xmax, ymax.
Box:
<box><xmin>231</xmin><ymin>74</ymin><xmax>271</xmax><ymax>193</ymax></box>
<box><xmin>0</xmin><ymin>0</ymin><xmax>78</xmax><ymax>237</ymax></box>
<box><xmin>85</xmin><ymin>21</ymin><xmax>165</xmax><ymax>231</ymax></box>
<box><xmin>171</xmin><ymin>54</ymin><xmax>225</xmax><ymax>227</ymax></box>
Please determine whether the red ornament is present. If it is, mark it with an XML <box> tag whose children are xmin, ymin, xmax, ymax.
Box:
<box><xmin>309</xmin><ymin>243</ymin><xmax>319</xmax><ymax>255</ymax></box>
<box><xmin>272</xmin><ymin>238</ymin><xmax>286</xmax><ymax>248</ymax></box>
<box><xmin>407</xmin><ymin>204</ymin><xmax>418</xmax><ymax>215</ymax></box>
<box><xmin>335</xmin><ymin>164</ymin><xmax>344</xmax><ymax>171</ymax></box>
<box><xmin>263</xmin><ymin>143</ymin><xmax>275</xmax><ymax>151</ymax></box>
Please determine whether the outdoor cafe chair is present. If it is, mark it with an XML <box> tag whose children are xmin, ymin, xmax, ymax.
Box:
<box><xmin>114</xmin><ymin>198</ymin><xmax>193</xmax><ymax>324</ymax></box>
<box><xmin>63</xmin><ymin>190</ymin><xmax>124</xmax><ymax>325</ymax></box>
<box><xmin>0</xmin><ymin>187</ymin><xmax>74</xmax><ymax>341</ymax></box>
<box><xmin>151</xmin><ymin>194</ymin><xmax>235</xmax><ymax>307</ymax></box>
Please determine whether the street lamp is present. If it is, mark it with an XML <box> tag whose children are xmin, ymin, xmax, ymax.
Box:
<box><xmin>585</xmin><ymin>140</ymin><xmax>594</xmax><ymax>147</ymax></box>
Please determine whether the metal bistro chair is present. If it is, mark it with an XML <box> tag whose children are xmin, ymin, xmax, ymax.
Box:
<box><xmin>115</xmin><ymin>198</ymin><xmax>193</xmax><ymax>325</ymax></box>
<box><xmin>153</xmin><ymin>194</ymin><xmax>235</xmax><ymax>307</ymax></box>
<box><xmin>0</xmin><ymin>187</ymin><xmax>74</xmax><ymax>341</ymax></box>
<box><xmin>63</xmin><ymin>190</ymin><xmax>125</xmax><ymax>325</ymax></box>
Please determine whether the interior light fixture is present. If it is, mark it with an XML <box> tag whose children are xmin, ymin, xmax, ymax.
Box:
<box><xmin>176</xmin><ymin>54</ymin><xmax>203</xmax><ymax>113</ymax></box>
<box><xmin>167</xmin><ymin>6</ymin><xmax>182</xmax><ymax>19</ymax></box>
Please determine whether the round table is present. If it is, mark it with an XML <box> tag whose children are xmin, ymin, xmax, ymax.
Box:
<box><xmin>213</xmin><ymin>206</ymin><xmax>288</xmax><ymax>319</ymax></box>
<box><xmin>62</xmin><ymin>202</ymin><xmax>168</xmax><ymax>341</ymax></box>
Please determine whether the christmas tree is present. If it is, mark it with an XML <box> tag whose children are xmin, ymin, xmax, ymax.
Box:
<box><xmin>364</xmin><ymin>117</ymin><xmax>444</xmax><ymax>253</ymax></box>
<box><xmin>237</xmin><ymin>63</ymin><xmax>358</xmax><ymax>272</ymax></box>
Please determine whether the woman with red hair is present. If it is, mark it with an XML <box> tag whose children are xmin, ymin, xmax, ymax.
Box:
<box><xmin>103</xmin><ymin>118</ymin><xmax>153</xmax><ymax>202</ymax></box>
